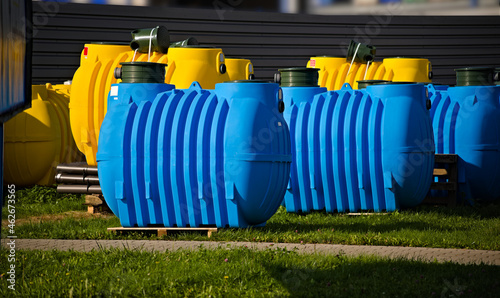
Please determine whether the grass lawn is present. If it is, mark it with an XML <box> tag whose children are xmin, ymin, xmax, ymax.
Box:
<box><xmin>2</xmin><ymin>186</ymin><xmax>500</xmax><ymax>250</ymax></box>
<box><xmin>1</xmin><ymin>185</ymin><xmax>85</xmax><ymax>219</ymax></box>
<box><xmin>1</xmin><ymin>247</ymin><xmax>499</xmax><ymax>297</ymax></box>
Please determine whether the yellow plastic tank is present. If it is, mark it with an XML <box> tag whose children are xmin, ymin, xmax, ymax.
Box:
<box><xmin>70</xmin><ymin>44</ymin><xmax>238</xmax><ymax>165</ymax></box>
<box><xmin>4</xmin><ymin>84</ymin><xmax>83</xmax><ymax>186</ymax></box>
<box><xmin>376</xmin><ymin>57</ymin><xmax>432</xmax><ymax>83</ymax></box>
<box><xmin>165</xmin><ymin>47</ymin><xmax>230</xmax><ymax>88</ymax></box>
<box><xmin>225</xmin><ymin>58</ymin><xmax>254</xmax><ymax>81</ymax></box>
<box><xmin>307</xmin><ymin>57</ymin><xmax>431</xmax><ymax>90</ymax></box>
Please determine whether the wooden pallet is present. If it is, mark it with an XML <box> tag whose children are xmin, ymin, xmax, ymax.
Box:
<box><xmin>423</xmin><ymin>154</ymin><xmax>458</xmax><ymax>207</ymax></box>
<box><xmin>107</xmin><ymin>227</ymin><xmax>218</xmax><ymax>238</ymax></box>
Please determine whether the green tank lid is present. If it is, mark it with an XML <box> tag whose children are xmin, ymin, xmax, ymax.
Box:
<box><xmin>224</xmin><ymin>80</ymin><xmax>272</xmax><ymax>83</ymax></box>
<box><xmin>346</xmin><ymin>40</ymin><xmax>376</xmax><ymax>63</ymax></box>
<box><xmin>169</xmin><ymin>37</ymin><xmax>199</xmax><ymax>48</ymax></box>
<box><xmin>357</xmin><ymin>80</ymin><xmax>390</xmax><ymax>89</ymax></box>
<box><xmin>115</xmin><ymin>62</ymin><xmax>167</xmax><ymax>84</ymax></box>
<box><xmin>371</xmin><ymin>81</ymin><xmax>416</xmax><ymax>85</ymax></box>
<box><xmin>455</xmin><ymin>67</ymin><xmax>494</xmax><ymax>86</ymax></box>
<box><xmin>277</xmin><ymin>67</ymin><xmax>319</xmax><ymax>87</ymax></box>
<box><xmin>130</xmin><ymin>26</ymin><xmax>170</xmax><ymax>54</ymax></box>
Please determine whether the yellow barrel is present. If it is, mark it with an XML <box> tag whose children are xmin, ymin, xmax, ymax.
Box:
<box><xmin>225</xmin><ymin>58</ymin><xmax>254</xmax><ymax>81</ymax></box>
<box><xmin>4</xmin><ymin>84</ymin><xmax>83</xmax><ymax>186</ymax></box>
<box><xmin>70</xmin><ymin>44</ymin><xmax>237</xmax><ymax>165</ymax></box>
<box><xmin>307</xmin><ymin>56</ymin><xmax>431</xmax><ymax>90</ymax></box>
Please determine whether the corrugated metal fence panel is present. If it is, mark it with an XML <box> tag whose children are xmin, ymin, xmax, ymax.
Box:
<box><xmin>1</xmin><ymin>0</ymin><xmax>32</xmax><ymax>122</ymax></box>
<box><xmin>32</xmin><ymin>2</ymin><xmax>500</xmax><ymax>85</ymax></box>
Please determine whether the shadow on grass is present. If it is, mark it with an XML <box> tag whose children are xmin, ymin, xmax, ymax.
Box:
<box><xmin>263</xmin><ymin>220</ymin><xmax>449</xmax><ymax>234</ymax></box>
<box><xmin>263</xmin><ymin>255</ymin><xmax>500</xmax><ymax>297</ymax></box>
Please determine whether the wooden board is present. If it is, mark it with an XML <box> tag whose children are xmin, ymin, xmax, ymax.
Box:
<box><xmin>107</xmin><ymin>227</ymin><xmax>218</xmax><ymax>238</ymax></box>
<box><xmin>433</xmin><ymin>168</ymin><xmax>448</xmax><ymax>176</ymax></box>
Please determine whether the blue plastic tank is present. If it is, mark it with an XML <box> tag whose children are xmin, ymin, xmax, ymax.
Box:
<box><xmin>281</xmin><ymin>71</ymin><xmax>434</xmax><ymax>212</ymax></box>
<box><xmin>97</xmin><ymin>77</ymin><xmax>291</xmax><ymax>228</ymax></box>
<box><xmin>429</xmin><ymin>68</ymin><xmax>500</xmax><ymax>202</ymax></box>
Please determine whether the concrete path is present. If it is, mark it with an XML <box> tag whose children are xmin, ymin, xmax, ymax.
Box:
<box><xmin>2</xmin><ymin>239</ymin><xmax>500</xmax><ymax>266</ymax></box>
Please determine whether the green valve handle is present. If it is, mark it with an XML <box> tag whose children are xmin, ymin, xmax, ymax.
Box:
<box><xmin>115</xmin><ymin>62</ymin><xmax>167</xmax><ymax>84</ymax></box>
<box><xmin>130</xmin><ymin>26</ymin><xmax>170</xmax><ymax>54</ymax></box>
<box><xmin>169</xmin><ymin>37</ymin><xmax>199</xmax><ymax>48</ymax></box>
<box><xmin>277</xmin><ymin>67</ymin><xmax>319</xmax><ymax>87</ymax></box>
<box><xmin>455</xmin><ymin>67</ymin><xmax>494</xmax><ymax>86</ymax></box>
<box><xmin>346</xmin><ymin>40</ymin><xmax>376</xmax><ymax>63</ymax></box>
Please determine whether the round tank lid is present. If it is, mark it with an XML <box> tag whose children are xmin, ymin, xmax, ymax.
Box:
<box><xmin>278</xmin><ymin>68</ymin><xmax>319</xmax><ymax>87</ymax></box>
<box><xmin>455</xmin><ymin>67</ymin><xmax>494</xmax><ymax>71</ymax></box>
<box><xmin>279</xmin><ymin>67</ymin><xmax>319</xmax><ymax>72</ymax></box>
<box><xmin>357</xmin><ymin>80</ymin><xmax>389</xmax><ymax>83</ymax></box>
<box><xmin>223</xmin><ymin>80</ymin><xmax>272</xmax><ymax>83</ymax></box>
<box><xmin>357</xmin><ymin>80</ymin><xmax>390</xmax><ymax>88</ymax></box>
<box><xmin>455</xmin><ymin>67</ymin><xmax>494</xmax><ymax>86</ymax></box>
<box><xmin>118</xmin><ymin>61</ymin><xmax>168</xmax><ymax>84</ymax></box>
<box><xmin>372</xmin><ymin>81</ymin><xmax>417</xmax><ymax>85</ymax></box>
<box><xmin>120</xmin><ymin>61</ymin><xmax>168</xmax><ymax>67</ymax></box>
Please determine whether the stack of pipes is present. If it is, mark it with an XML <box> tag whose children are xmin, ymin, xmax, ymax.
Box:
<box><xmin>55</xmin><ymin>163</ymin><xmax>101</xmax><ymax>194</ymax></box>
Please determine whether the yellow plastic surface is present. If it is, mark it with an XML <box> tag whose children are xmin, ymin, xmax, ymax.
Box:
<box><xmin>378</xmin><ymin>58</ymin><xmax>432</xmax><ymax>83</ymax></box>
<box><xmin>225</xmin><ymin>58</ymin><xmax>254</xmax><ymax>81</ymax></box>
<box><xmin>70</xmin><ymin>44</ymin><xmax>239</xmax><ymax>166</ymax></box>
<box><xmin>307</xmin><ymin>57</ymin><xmax>431</xmax><ymax>90</ymax></box>
<box><xmin>4</xmin><ymin>84</ymin><xmax>83</xmax><ymax>186</ymax></box>
<box><xmin>166</xmin><ymin>47</ymin><xmax>230</xmax><ymax>89</ymax></box>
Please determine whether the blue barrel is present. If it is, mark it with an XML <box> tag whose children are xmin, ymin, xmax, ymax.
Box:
<box><xmin>429</xmin><ymin>83</ymin><xmax>500</xmax><ymax>202</ymax></box>
<box><xmin>97</xmin><ymin>80</ymin><xmax>291</xmax><ymax>228</ymax></box>
<box><xmin>283</xmin><ymin>82</ymin><xmax>434</xmax><ymax>213</ymax></box>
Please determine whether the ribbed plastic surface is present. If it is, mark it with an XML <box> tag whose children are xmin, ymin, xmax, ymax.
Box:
<box><xmin>429</xmin><ymin>84</ymin><xmax>500</xmax><ymax>201</ymax></box>
<box><xmin>307</xmin><ymin>57</ymin><xmax>432</xmax><ymax>90</ymax></box>
<box><xmin>97</xmin><ymin>81</ymin><xmax>291</xmax><ymax>228</ymax></box>
<box><xmin>283</xmin><ymin>83</ymin><xmax>435</xmax><ymax>213</ymax></box>
<box><xmin>4</xmin><ymin>84</ymin><xmax>83</xmax><ymax>186</ymax></box>
<box><xmin>70</xmin><ymin>44</ymin><xmax>250</xmax><ymax>166</ymax></box>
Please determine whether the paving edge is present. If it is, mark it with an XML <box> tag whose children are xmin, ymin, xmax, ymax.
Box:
<box><xmin>1</xmin><ymin>239</ymin><xmax>500</xmax><ymax>266</ymax></box>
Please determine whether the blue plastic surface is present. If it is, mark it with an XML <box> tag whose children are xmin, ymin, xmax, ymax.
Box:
<box><xmin>283</xmin><ymin>83</ymin><xmax>435</xmax><ymax>213</ymax></box>
<box><xmin>429</xmin><ymin>84</ymin><xmax>500</xmax><ymax>202</ymax></box>
<box><xmin>97</xmin><ymin>81</ymin><xmax>291</xmax><ymax>227</ymax></box>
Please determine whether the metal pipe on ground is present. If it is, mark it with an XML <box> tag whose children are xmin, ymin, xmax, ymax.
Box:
<box><xmin>56</xmin><ymin>163</ymin><xmax>98</xmax><ymax>175</ymax></box>
<box><xmin>55</xmin><ymin>173</ymin><xmax>100</xmax><ymax>185</ymax></box>
<box><xmin>57</xmin><ymin>184</ymin><xmax>102</xmax><ymax>194</ymax></box>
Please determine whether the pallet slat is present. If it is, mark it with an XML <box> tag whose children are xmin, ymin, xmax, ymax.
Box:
<box><xmin>107</xmin><ymin>227</ymin><xmax>218</xmax><ymax>238</ymax></box>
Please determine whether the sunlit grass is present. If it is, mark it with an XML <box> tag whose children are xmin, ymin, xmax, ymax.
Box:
<box><xmin>1</xmin><ymin>247</ymin><xmax>499</xmax><ymax>297</ymax></box>
<box><xmin>2</xmin><ymin>186</ymin><xmax>499</xmax><ymax>250</ymax></box>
